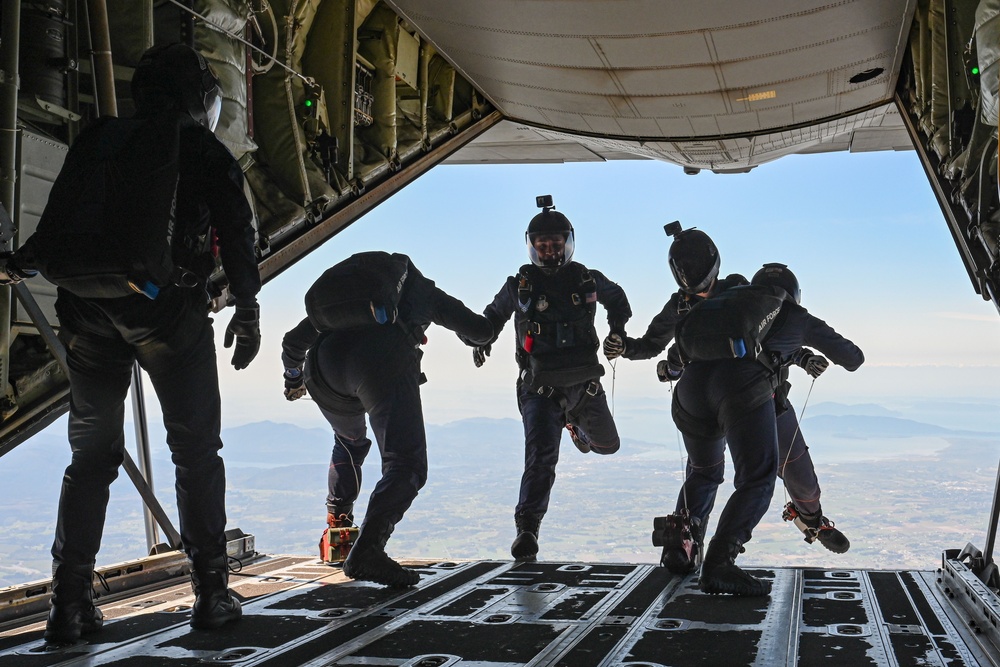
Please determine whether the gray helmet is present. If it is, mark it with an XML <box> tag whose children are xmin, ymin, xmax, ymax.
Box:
<box><xmin>667</xmin><ymin>226</ymin><xmax>719</xmax><ymax>294</ymax></box>
<box><xmin>752</xmin><ymin>263</ymin><xmax>800</xmax><ymax>304</ymax></box>
<box><xmin>526</xmin><ymin>199</ymin><xmax>575</xmax><ymax>269</ymax></box>
<box><xmin>132</xmin><ymin>43</ymin><xmax>222</xmax><ymax>131</ymax></box>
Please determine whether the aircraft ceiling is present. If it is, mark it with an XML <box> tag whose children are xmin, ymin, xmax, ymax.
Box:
<box><xmin>388</xmin><ymin>0</ymin><xmax>919</xmax><ymax>171</ymax></box>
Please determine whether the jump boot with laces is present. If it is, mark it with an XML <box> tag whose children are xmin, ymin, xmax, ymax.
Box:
<box><xmin>189</xmin><ymin>555</ymin><xmax>243</xmax><ymax>629</ymax></box>
<box><xmin>342</xmin><ymin>516</ymin><xmax>420</xmax><ymax>587</ymax></box>
<box><xmin>43</xmin><ymin>563</ymin><xmax>104</xmax><ymax>646</ymax></box>
<box><xmin>783</xmin><ymin>502</ymin><xmax>850</xmax><ymax>554</ymax></box>
<box><xmin>699</xmin><ymin>537</ymin><xmax>771</xmax><ymax>597</ymax></box>
<box><xmin>511</xmin><ymin>511</ymin><xmax>542</xmax><ymax>561</ymax></box>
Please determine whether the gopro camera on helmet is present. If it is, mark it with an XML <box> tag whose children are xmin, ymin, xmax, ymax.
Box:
<box><xmin>536</xmin><ymin>194</ymin><xmax>554</xmax><ymax>209</ymax></box>
<box><xmin>664</xmin><ymin>220</ymin><xmax>682</xmax><ymax>237</ymax></box>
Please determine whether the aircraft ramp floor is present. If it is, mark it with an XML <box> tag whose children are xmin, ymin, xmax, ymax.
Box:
<box><xmin>1</xmin><ymin>555</ymin><xmax>999</xmax><ymax>666</ymax></box>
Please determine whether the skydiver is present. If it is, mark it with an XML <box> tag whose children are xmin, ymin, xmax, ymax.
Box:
<box><xmin>614</xmin><ymin>224</ymin><xmax>779</xmax><ymax>596</ymax></box>
<box><xmin>0</xmin><ymin>44</ymin><xmax>261</xmax><ymax>643</ymax></box>
<box><xmin>466</xmin><ymin>195</ymin><xmax>631</xmax><ymax>562</ymax></box>
<box><xmin>281</xmin><ymin>252</ymin><xmax>493</xmax><ymax>587</ymax></box>
<box><xmin>749</xmin><ymin>263</ymin><xmax>864</xmax><ymax>554</ymax></box>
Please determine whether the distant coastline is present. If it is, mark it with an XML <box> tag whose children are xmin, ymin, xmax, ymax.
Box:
<box><xmin>1</xmin><ymin>403</ymin><xmax>996</xmax><ymax>587</ymax></box>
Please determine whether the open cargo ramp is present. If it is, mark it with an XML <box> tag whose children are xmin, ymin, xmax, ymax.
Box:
<box><xmin>1</xmin><ymin>553</ymin><xmax>999</xmax><ymax>666</ymax></box>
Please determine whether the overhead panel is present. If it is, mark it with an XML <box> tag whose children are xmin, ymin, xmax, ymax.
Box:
<box><xmin>466</xmin><ymin>103</ymin><xmax>905</xmax><ymax>171</ymax></box>
<box><xmin>392</xmin><ymin>0</ymin><xmax>918</xmax><ymax>170</ymax></box>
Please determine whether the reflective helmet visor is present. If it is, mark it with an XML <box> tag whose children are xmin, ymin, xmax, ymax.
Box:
<box><xmin>206</xmin><ymin>90</ymin><xmax>222</xmax><ymax>132</ymax></box>
<box><xmin>526</xmin><ymin>208</ymin><xmax>575</xmax><ymax>268</ymax></box>
<box><xmin>668</xmin><ymin>229</ymin><xmax>719</xmax><ymax>294</ymax></box>
<box><xmin>527</xmin><ymin>230</ymin><xmax>575</xmax><ymax>268</ymax></box>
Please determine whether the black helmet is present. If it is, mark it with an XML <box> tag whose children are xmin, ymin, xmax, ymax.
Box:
<box><xmin>752</xmin><ymin>262</ymin><xmax>800</xmax><ymax>304</ymax></box>
<box><xmin>667</xmin><ymin>226</ymin><xmax>719</xmax><ymax>294</ymax></box>
<box><xmin>526</xmin><ymin>197</ymin><xmax>575</xmax><ymax>269</ymax></box>
<box><xmin>132</xmin><ymin>43</ymin><xmax>222</xmax><ymax>131</ymax></box>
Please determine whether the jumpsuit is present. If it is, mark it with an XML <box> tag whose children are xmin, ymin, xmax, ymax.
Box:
<box><xmin>45</xmin><ymin>113</ymin><xmax>260</xmax><ymax>569</ymax></box>
<box><xmin>482</xmin><ymin>262</ymin><xmax>631</xmax><ymax>518</ymax></box>
<box><xmin>622</xmin><ymin>275</ymin><xmax>780</xmax><ymax>545</ymax></box>
<box><xmin>281</xmin><ymin>262</ymin><xmax>493</xmax><ymax>528</ymax></box>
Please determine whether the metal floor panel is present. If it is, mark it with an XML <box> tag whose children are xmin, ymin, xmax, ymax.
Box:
<box><xmin>0</xmin><ymin>556</ymin><xmax>998</xmax><ymax>666</ymax></box>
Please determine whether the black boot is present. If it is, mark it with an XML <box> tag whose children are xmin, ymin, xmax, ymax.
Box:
<box><xmin>190</xmin><ymin>555</ymin><xmax>242</xmax><ymax>630</ymax></box>
<box><xmin>44</xmin><ymin>563</ymin><xmax>104</xmax><ymax>646</ymax></box>
<box><xmin>343</xmin><ymin>517</ymin><xmax>419</xmax><ymax>587</ymax></box>
<box><xmin>511</xmin><ymin>511</ymin><xmax>542</xmax><ymax>561</ymax></box>
<box><xmin>657</xmin><ymin>514</ymin><xmax>704</xmax><ymax>575</ymax></box>
<box><xmin>699</xmin><ymin>537</ymin><xmax>771</xmax><ymax>597</ymax></box>
<box><xmin>800</xmin><ymin>510</ymin><xmax>850</xmax><ymax>554</ymax></box>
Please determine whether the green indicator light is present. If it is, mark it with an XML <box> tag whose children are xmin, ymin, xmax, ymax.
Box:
<box><xmin>304</xmin><ymin>99</ymin><xmax>313</xmax><ymax>107</ymax></box>
<box><xmin>972</xmin><ymin>66</ymin><xmax>980</xmax><ymax>75</ymax></box>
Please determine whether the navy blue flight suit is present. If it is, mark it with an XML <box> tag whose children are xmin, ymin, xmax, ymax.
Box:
<box><xmin>41</xmin><ymin>115</ymin><xmax>261</xmax><ymax>571</ymax></box>
<box><xmin>621</xmin><ymin>275</ymin><xmax>779</xmax><ymax>546</ymax></box>
<box><xmin>482</xmin><ymin>262</ymin><xmax>631</xmax><ymax>519</ymax></box>
<box><xmin>281</xmin><ymin>260</ymin><xmax>493</xmax><ymax>533</ymax></box>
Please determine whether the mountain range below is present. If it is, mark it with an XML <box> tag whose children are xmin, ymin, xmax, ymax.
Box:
<box><xmin>1</xmin><ymin>400</ymin><xmax>998</xmax><ymax>588</ymax></box>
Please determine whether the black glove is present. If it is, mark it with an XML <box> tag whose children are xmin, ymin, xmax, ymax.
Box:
<box><xmin>283</xmin><ymin>367</ymin><xmax>306</xmax><ymax>401</ymax></box>
<box><xmin>0</xmin><ymin>252</ymin><xmax>37</xmax><ymax>286</ymax></box>
<box><xmin>603</xmin><ymin>333</ymin><xmax>626</xmax><ymax>360</ymax></box>
<box><xmin>656</xmin><ymin>358</ymin><xmax>684</xmax><ymax>382</ymax></box>
<box><xmin>797</xmin><ymin>353</ymin><xmax>829</xmax><ymax>378</ymax></box>
<box><xmin>224</xmin><ymin>305</ymin><xmax>260</xmax><ymax>370</ymax></box>
<box><xmin>473</xmin><ymin>343</ymin><xmax>491</xmax><ymax>368</ymax></box>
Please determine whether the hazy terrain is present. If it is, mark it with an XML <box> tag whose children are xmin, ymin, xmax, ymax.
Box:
<box><xmin>1</xmin><ymin>400</ymin><xmax>997</xmax><ymax>587</ymax></box>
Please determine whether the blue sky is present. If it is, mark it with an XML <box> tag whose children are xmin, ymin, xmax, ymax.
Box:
<box><xmin>8</xmin><ymin>145</ymin><xmax>1000</xmax><ymax>574</ymax></box>
<box><xmin>21</xmin><ymin>146</ymin><xmax>1000</xmax><ymax>440</ymax></box>
<box><xmin>205</xmin><ymin>147</ymin><xmax>1000</xmax><ymax>435</ymax></box>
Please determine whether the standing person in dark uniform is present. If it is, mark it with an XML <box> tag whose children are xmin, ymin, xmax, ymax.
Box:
<box><xmin>615</xmin><ymin>223</ymin><xmax>778</xmax><ymax>596</ymax></box>
<box><xmin>750</xmin><ymin>263</ymin><xmax>864</xmax><ymax>554</ymax></box>
<box><xmin>1</xmin><ymin>44</ymin><xmax>261</xmax><ymax>644</ymax></box>
<box><xmin>281</xmin><ymin>252</ymin><xmax>493</xmax><ymax>587</ymax></box>
<box><xmin>469</xmin><ymin>196</ymin><xmax>631</xmax><ymax>562</ymax></box>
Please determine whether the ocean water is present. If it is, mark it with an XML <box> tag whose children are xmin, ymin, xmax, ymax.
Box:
<box><xmin>806</xmin><ymin>434</ymin><xmax>953</xmax><ymax>464</ymax></box>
